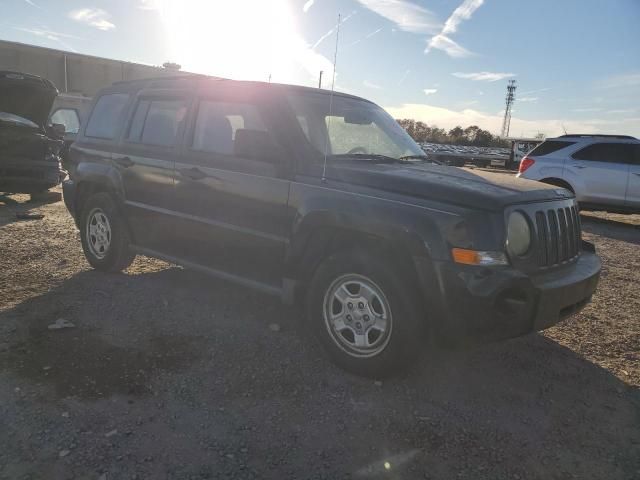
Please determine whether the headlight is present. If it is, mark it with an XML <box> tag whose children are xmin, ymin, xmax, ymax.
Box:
<box><xmin>506</xmin><ymin>211</ymin><xmax>531</xmax><ymax>257</ymax></box>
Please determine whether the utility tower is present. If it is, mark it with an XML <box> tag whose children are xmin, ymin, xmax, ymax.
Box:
<box><xmin>501</xmin><ymin>79</ymin><xmax>516</xmax><ymax>138</ymax></box>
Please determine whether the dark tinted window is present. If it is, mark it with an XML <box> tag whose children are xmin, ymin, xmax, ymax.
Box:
<box><xmin>127</xmin><ymin>100</ymin><xmax>151</xmax><ymax>142</ymax></box>
<box><xmin>529</xmin><ymin>140</ymin><xmax>575</xmax><ymax>157</ymax></box>
<box><xmin>572</xmin><ymin>143</ymin><xmax>633</xmax><ymax>164</ymax></box>
<box><xmin>85</xmin><ymin>94</ymin><xmax>129</xmax><ymax>139</ymax></box>
<box><xmin>632</xmin><ymin>144</ymin><xmax>640</xmax><ymax>165</ymax></box>
<box><xmin>192</xmin><ymin>100</ymin><xmax>267</xmax><ymax>155</ymax></box>
<box><xmin>129</xmin><ymin>99</ymin><xmax>187</xmax><ymax>147</ymax></box>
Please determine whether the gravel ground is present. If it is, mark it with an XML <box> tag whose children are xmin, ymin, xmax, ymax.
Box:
<box><xmin>0</xmin><ymin>188</ymin><xmax>639</xmax><ymax>480</ymax></box>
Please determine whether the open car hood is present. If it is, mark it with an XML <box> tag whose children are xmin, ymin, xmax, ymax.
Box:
<box><xmin>0</xmin><ymin>71</ymin><xmax>58</xmax><ymax>128</ymax></box>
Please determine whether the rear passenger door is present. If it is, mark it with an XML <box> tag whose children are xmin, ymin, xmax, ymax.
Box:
<box><xmin>568</xmin><ymin>142</ymin><xmax>631</xmax><ymax>205</ymax></box>
<box><xmin>113</xmin><ymin>91</ymin><xmax>191</xmax><ymax>252</ymax></box>
<box><xmin>172</xmin><ymin>85</ymin><xmax>292</xmax><ymax>288</ymax></box>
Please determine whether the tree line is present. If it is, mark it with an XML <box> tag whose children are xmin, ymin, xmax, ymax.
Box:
<box><xmin>396</xmin><ymin>119</ymin><xmax>510</xmax><ymax>148</ymax></box>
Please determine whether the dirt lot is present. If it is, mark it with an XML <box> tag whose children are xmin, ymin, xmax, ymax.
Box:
<box><xmin>1</xmin><ymin>188</ymin><xmax>639</xmax><ymax>480</ymax></box>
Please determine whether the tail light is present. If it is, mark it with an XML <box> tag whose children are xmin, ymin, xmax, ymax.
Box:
<box><xmin>519</xmin><ymin>156</ymin><xmax>535</xmax><ymax>173</ymax></box>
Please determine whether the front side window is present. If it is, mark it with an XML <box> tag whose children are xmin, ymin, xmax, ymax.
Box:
<box><xmin>85</xmin><ymin>93</ymin><xmax>129</xmax><ymax>139</ymax></box>
<box><xmin>50</xmin><ymin>108</ymin><xmax>80</xmax><ymax>134</ymax></box>
<box><xmin>192</xmin><ymin>100</ymin><xmax>267</xmax><ymax>155</ymax></box>
<box><xmin>573</xmin><ymin>143</ymin><xmax>632</xmax><ymax>164</ymax></box>
<box><xmin>288</xmin><ymin>92</ymin><xmax>424</xmax><ymax>160</ymax></box>
<box><xmin>128</xmin><ymin>99</ymin><xmax>187</xmax><ymax>147</ymax></box>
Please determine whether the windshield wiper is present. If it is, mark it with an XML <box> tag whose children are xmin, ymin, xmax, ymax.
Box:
<box><xmin>332</xmin><ymin>153</ymin><xmax>409</xmax><ymax>164</ymax></box>
<box><xmin>398</xmin><ymin>154</ymin><xmax>442</xmax><ymax>165</ymax></box>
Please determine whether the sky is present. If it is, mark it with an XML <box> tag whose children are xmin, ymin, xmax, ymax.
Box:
<box><xmin>2</xmin><ymin>0</ymin><xmax>640</xmax><ymax>138</ymax></box>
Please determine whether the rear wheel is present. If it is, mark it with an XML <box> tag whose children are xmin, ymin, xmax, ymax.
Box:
<box><xmin>79</xmin><ymin>192</ymin><xmax>135</xmax><ymax>272</ymax></box>
<box><xmin>306</xmin><ymin>250</ymin><xmax>425</xmax><ymax>377</ymax></box>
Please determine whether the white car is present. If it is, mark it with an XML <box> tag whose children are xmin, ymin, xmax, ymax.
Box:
<box><xmin>517</xmin><ymin>134</ymin><xmax>640</xmax><ymax>213</ymax></box>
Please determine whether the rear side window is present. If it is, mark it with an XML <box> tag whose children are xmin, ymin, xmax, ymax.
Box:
<box><xmin>192</xmin><ymin>100</ymin><xmax>267</xmax><ymax>155</ymax></box>
<box><xmin>85</xmin><ymin>93</ymin><xmax>129</xmax><ymax>139</ymax></box>
<box><xmin>572</xmin><ymin>143</ymin><xmax>633</xmax><ymax>164</ymax></box>
<box><xmin>529</xmin><ymin>140</ymin><xmax>575</xmax><ymax>157</ymax></box>
<box><xmin>128</xmin><ymin>99</ymin><xmax>188</xmax><ymax>147</ymax></box>
<box><xmin>50</xmin><ymin>108</ymin><xmax>80</xmax><ymax>134</ymax></box>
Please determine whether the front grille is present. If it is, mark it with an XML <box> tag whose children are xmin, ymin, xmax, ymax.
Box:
<box><xmin>533</xmin><ymin>205</ymin><xmax>581</xmax><ymax>267</ymax></box>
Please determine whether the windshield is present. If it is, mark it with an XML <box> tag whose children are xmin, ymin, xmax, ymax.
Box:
<box><xmin>288</xmin><ymin>92</ymin><xmax>424</xmax><ymax>160</ymax></box>
<box><xmin>0</xmin><ymin>111</ymin><xmax>39</xmax><ymax>129</ymax></box>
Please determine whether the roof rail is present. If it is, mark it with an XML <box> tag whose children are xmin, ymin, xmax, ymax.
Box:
<box><xmin>558</xmin><ymin>134</ymin><xmax>637</xmax><ymax>140</ymax></box>
<box><xmin>112</xmin><ymin>73</ymin><xmax>222</xmax><ymax>86</ymax></box>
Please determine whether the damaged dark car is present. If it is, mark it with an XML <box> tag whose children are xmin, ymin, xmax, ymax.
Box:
<box><xmin>0</xmin><ymin>71</ymin><xmax>66</xmax><ymax>195</ymax></box>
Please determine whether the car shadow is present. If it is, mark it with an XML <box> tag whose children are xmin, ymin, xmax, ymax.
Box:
<box><xmin>0</xmin><ymin>191</ymin><xmax>62</xmax><ymax>228</ymax></box>
<box><xmin>1</xmin><ymin>265</ymin><xmax>638</xmax><ymax>478</ymax></box>
<box><xmin>580</xmin><ymin>213</ymin><xmax>640</xmax><ymax>245</ymax></box>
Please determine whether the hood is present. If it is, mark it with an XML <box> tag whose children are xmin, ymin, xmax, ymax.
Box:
<box><xmin>324</xmin><ymin>161</ymin><xmax>572</xmax><ymax>211</ymax></box>
<box><xmin>0</xmin><ymin>71</ymin><xmax>58</xmax><ymax>127</ymax></box>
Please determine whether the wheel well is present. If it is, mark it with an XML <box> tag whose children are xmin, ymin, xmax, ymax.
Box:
<box><xmin>291</xmin><ymin>227</ymin><xmax>422</xmax><ymax>305</ymax></box>
<box><xmin>76</xmin><ymin>181</ymin><xmax>115</xmax><ymax>215</ymax></box>
<box><xmin>540</xmin><ymin>177</ymin><xmax>574</xmax><ymax>193</ymax></box>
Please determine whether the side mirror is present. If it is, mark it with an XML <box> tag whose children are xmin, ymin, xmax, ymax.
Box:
<box><xmin>50</xmin><ymin>123</ymin><xmax>66</xmax><ymax>136</ymax></box>
<box><xmin>234</xmin><ymin>129</ymin><xmax>281</xmax><ymax>162</ymax></box>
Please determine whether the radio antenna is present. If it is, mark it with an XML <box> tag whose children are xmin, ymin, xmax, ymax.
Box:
<box><xmin>322</xmin><ymin>13</ymin><xmax>341</xmax><ymax>182</ymax></box>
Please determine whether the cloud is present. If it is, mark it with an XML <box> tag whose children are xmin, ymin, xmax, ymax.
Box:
<box><xmin>519</xmin><ymin>87</ymin><xmax>551</xmax><ymax>96</ymax></box>
<box><xmin>385</xmin><ymin>102</ymin><xmax>640</xmax><ymax>137</ymax></box>
<box><xmin>364</xmin><ymin>80</ymin><xmax>382</xmax><ymax>89</ymax></box>
<box><xmin>518</xmin><ymin>97</ymin><xmax>538</xmax><ymax>103</ymax></box>
<box><xmin>311</xmin><ymin>11</ymin><xmax>356</xmax><ymax>49</ymax></box>
<box><xmin>452</xmin><ymin>71</ymin><xmax>516</xmax><ymax>82</ymax></box>
<box><xmin>23</xmin><ymin>0</ymin><xmax>42</xmax><ymax>8</ymax></box>
<box><xmin>423</xmin><ymin>88</ymin><xmax>437</xmax><ymax>95</ymax></box>
<box><xmin>397</xmin><ymin>69</ymin><xmax>410</xmax><ymax>86</ymax></box>
<box><xmin>572</xmin><ymin>108</ymin><xmax>602</xmax><ymax>113</ymax></box>
<box><xmin>303</xmin><ymin>0</ymin><xmax>315</xmax><ymax>13</ymax></box>
<box><xmin>606</xmin><ymin>109</ymin><xmax>636</xmax><ymax>115</ymax></box>
<box><xmin>442</xmin><ymin>0</ymin><xmax>484</xmax><ymax>35</ymax></box>
<box><xmin>138</xmin><ymin>0</ymin><xmax>160</xmax><ymax>10</ymax></box>
<box><xmin>348</xmin><ymin>27</ymin><xmax>383</xmax><ymax>47</ymax></box>
<box><xmin>13</xmin><ymin>26</ymin><xmax>79</xmax><ymax>51</ymax></box>
<box><xmin>355</xmin><ymin>0</ymin><xmax>441</xmax><ymax>34</ymax></box>
<box><xmin>426</xmin><ymin>34</ymin><xmax>472</xmax><ymax>58</ymax></box>
<box><xmin>599</xmin><ymin>72</ymin><xmax>640</xmax><ymax>89</ymax></box>
<box><xmin>426</xmin><ymin>0</ymin><xmax>483</xmax><ymax>57</ymax></box>
<box><xmin>68</xmin><ymin>8</ymin><xmax>115</xmax><ymax>31</ymax></box>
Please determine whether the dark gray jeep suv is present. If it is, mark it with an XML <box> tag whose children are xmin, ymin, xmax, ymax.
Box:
<box><xmin>62</xmin><ymin>75</ymin><xmax>601</xmax><ymax>376</ymax></box>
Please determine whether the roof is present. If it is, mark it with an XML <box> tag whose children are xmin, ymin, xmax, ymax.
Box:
<box><xmin>557</xmin><ymin>134</ymin><xmax>637</xmax><ymax>140</ymax></box>
<box><xmin>108</xmin><ymin>74</ymin><xmax>373</xmax><ymax>104</ymax></box>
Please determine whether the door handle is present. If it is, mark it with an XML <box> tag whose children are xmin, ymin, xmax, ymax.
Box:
<box><xmin>634</xmin><ymin>172</ymin><xmax>640</xmax><ymax>177</ymax></box>
<box><xmin>572</xmin><ymin>165</ymin><xmax>587</xmax><ymax>169</ymax></box>
<box><xmin>114</xmin><ymin>156</ymin><xmax>134</xmax><ymax>168</ymax></box>
<box><xmin>180</xmin><ymin>167</ymin><xmax>207</xmax><ymax>181</ymax></box>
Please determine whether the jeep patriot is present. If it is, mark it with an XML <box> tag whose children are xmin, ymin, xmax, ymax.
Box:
<box><xmin>63</xmin><ymin>76</ymin><xmax>601</xmax><ymax>376</ymax></box>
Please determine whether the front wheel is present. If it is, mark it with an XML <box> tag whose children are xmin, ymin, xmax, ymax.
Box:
<box><xmin>306</xmin><ymin>250</ymin><xmax>425</xmax><ymax>377</ymax></box>
<box><xmin>79</xmin><ymin>192</ymin><xmax>135</xmax><ymax>272</ymax></box>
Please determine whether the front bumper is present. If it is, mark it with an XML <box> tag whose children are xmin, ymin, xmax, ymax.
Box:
<box><xmin>418</xmin><ymin>247</ymin><xmax>601</xmax><ymax>343</ymax></box>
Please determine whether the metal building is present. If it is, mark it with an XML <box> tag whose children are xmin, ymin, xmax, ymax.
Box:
<box><xmin>0</xmin><ymin>39</ymin><xmax>182</xmax><ymax>97</ymax></box>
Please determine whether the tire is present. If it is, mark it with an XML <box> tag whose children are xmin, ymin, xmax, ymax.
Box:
<box><xmin>79</xmin><ymin>192</ymin><xmax>135</xmax><ymax>272</ymax></box>
<box><xmin>306</xmin><ymin>250</ymin><xmax>425</xmax><ymax>377</ymax></box>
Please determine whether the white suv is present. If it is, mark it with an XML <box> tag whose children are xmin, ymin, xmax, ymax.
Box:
<box><xmin>517</xmin><ymin>134</ymin><xmax>640</xmax><ymax>213</ymax></box>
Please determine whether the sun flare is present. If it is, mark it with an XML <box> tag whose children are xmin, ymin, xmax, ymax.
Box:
<box><xmin>157</xmin><ymin>0</ymin><xmax>330</xmax><ymax>85</ymax></box>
